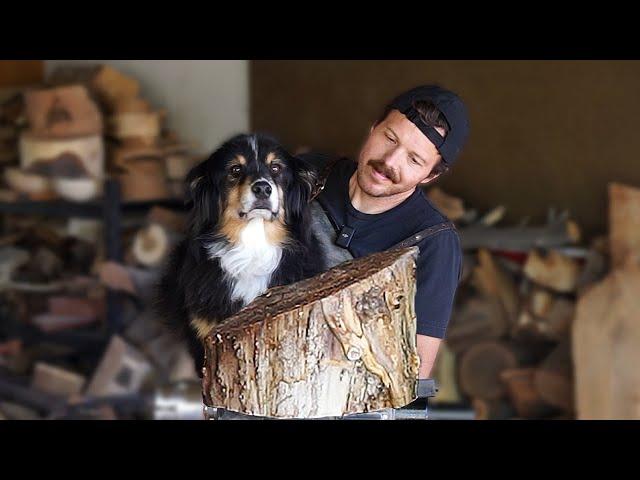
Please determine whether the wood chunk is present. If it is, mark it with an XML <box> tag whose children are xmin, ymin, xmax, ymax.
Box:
<box><xmin>523</xmin><ymin>249</ymin><xmax>581</xmax><ymax>293</ymax></box>
<box><xmin>458</xmin><ymin>340</ymin><xmax>537</xmax><ymax>400</ymax></box>
<box><xmin>608</xmin><ymin>182</ymin><xmax>640</xmax><ymax>269</ymax></box>
<box><xmin>472</xmin><ymin>248</ymin><xmax>520</xmax><ymax>325</ymax></box>
<box><xmin>146</xmin><ymin>206</ymin><xmax>186</xmax><ymax>233</ymax></box>
<box><xmin>500</xmin><ymin>368</ymin><xmax>555</xmax><ymax>418</ymax></box>
<box><xmin>24</xmin><ymin>84</ymin><xmax>103</xmax><ymax>138</ymax></box>
<box><xmin>534</xmin><ymin>337</ymin><xmax>574</xmax><ymax>413</ymax></box>
<box><xmin>31</xmin><ymin>362</ymin><xmax>86</xmax><ymax>397</ymax></box>
<box><xmin>90</xmin><ymin>65</ymin><xmax>140</xmax><ymax>111</ymax></box>
<box><xmin>425</xmin><ymin>187</ymin><xmax>465</xmax><ymax>221</ymax></box>
<box><xmin>85</xmin><ymin>335</ymin><xmax>153</xmax><ymax>397</ymax></box>
<box><xmin>203</xmin><ymin>248</ymin><xmax>421</xmax><ymax>418</ymax></box>
<box><xmin>20</xmin><ymin>132</ymin><xmax>105</xmax><ymax>178</ymax></box>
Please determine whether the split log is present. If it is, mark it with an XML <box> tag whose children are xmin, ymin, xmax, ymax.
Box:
<box><xmin>109</xmin><ymin>112</ymin><xmax>162</xmax><ymax>145</ymax></box>
<box><xmin>534</xmin><ymin>337</ymin><xmax>574</xmax><ymax>413</ymax></box>
<box><xmin>425</xmin><ymin>187</ymin><xmax>465</xmax><ymax>221</ymax></box>
<box><xmin>608</xmin><ymin>182</ymin><xmax>640</xmax><ymax>269</ymax></box>
<box><xmin>500</xmin><ymin>368</ymin><xmax>555</xmax><ymax>418</ymax></box>
<box><xmin>31</xmin><ymin>313</ymin><xmax>97</xmax><ymax>332</ymax></box>
<box><xmin>479</xmin><ymin>205</ymin><xmax>507</xmax><ymax>227</ymax></box>
<box><xmin>203</xmin><ymin>247</ymin><xmax>421</xmax><ymax>418</ymax></box>
<box><xmin>458</xmin><ymin>340</ymin><xmax>538</xmax><ymax>400</ymax></box>
<box><xmin>118</xmin><ymin>173</ymin><xmax>169</xmax><ymax>202</ymax></box>
<box><xmin>164</xmin><ymin>152</ymin><xmax>198</xmax><ymax>181</ymax></box>
<box><xmin>523</xmin><ymin>249</ymin><xmax>581</xmax><ymax>293</ymax></box>
<box><xmin>113</xmin><ymin>97</ymin><xmax>151</xmax><ymax>114</ymax></box>
<box><xmin>146</xmin><ymin>206</ymin><xmax>186</xmax><ymax>233</ymax></box>
<box><xmin>472</xmin><ymin>397</ymin><xmax>516</xmax><ymax>420</ymax></box>
<box><xmin>19</xmin><ymin>132</ymin><xmax>104</xmax><ymax>178</ymax></box>
<box><xmin>573</xmin><ymin>260</ymin><xmax>640</xmax><ymax>419</ymax></box>
<box><xmin>31</xmin><ymin>362</ymin><xmax>86</xmax><ymax>397</ymax></box>
<box><xmin>458</xmin><ymin>220</ymin><xmax>580</xmax><ymax>251</ymax></box>
<box><xmin>429</xmin><ymin>341</ymin><xmax>462</xmax><ymax>404</ymax></box>
<box><xmin>90</xmin><ymin>65</ymin><xmax>140</xmax><ymax>112</ymax></box>
<box><xmin>446</xmin><ymin>296</ymin><xmax>508</xmax><ymax>353</ymax></box>
<box><xmin>85</xmin><ymin>335</ymin><xmax>153</xmax><ymax>397</ymax></box>
<box><xmin>132</xmin><ymin>223</ymin><xmax>181</xmax><ymax>267</ymax></box>
<box><xmin>472</xmin><ymin>248</ymin><xmax>520</xmax><ymax>325</ymax></box>
<box><xmin>4</xmin><ymin>167</ymin><xmax>54</xmax><ymax>198</ymax></box>
<box><xmin>24</xmin><ymin>85</ymin><xmax>103</xmax><ymax>138</ymax></box>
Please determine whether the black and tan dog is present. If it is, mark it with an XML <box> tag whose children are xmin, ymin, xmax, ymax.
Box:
<box><xmin>155</xmin><ymin>133</ymin><xmax>325</xmax><ymax>375</ymax></box>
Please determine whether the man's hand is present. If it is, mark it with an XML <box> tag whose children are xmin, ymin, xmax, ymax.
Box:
<box><xmin>417</xmin><ymin>334</ymin><xmax>441</xmax><ymax>378</ymax></box>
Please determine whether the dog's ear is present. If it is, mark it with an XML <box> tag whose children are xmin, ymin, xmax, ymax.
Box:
<box><xmin>185</xmin><ymin>158</ymin><xmax>219</xmax><ymax>235</ymax></box>
<box><xmin>286</xmin><ymin>155</ymin><xmax>319</xmax><ymax>224</ymax></box>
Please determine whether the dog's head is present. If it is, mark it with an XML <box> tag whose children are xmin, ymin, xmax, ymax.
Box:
<box><xmin>185</xmin><ymin>133</ymin><xmax>318</xmax><ymax>239</ymax></box>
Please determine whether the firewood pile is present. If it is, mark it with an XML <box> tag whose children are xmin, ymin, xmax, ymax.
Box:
<box><xmin>0</xmin><ymin>64</ymin><xmax>203</xmax><ymax>419</ymax></box>
<box><xmin>425</xmin><ymin>186</ymin><xmax>614</xmax><ymax>420</ymax></box>
<box><xmin>0</xmin><ymin>64</ymin><xmax>201</xmax><ymax>203</ymax></box>
<box><xmin>0</xmin><ymin>204</ymin><xmax>196</xmax><ymax>419</ymax></box>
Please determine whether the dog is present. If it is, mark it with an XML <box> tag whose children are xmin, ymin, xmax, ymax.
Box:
<box><xmin>155</xmin><ymin>133</ymin><xmax>326</xmax><ymax>376</ymax></box>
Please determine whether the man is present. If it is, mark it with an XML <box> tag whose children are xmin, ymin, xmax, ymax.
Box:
<box><xmin>303</xmin><ymin>85</ymin><xmax>470</xmax><ymax>378</ymax></box>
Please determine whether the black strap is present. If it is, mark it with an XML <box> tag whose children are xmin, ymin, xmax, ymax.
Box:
<box><xmin>390</xmin><ymin>221</ymin><xmax>456</xmax><ymax>250</ymax></box>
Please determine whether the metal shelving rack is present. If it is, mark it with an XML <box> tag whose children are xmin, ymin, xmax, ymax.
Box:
<box><xmin>0</xmin><ymin>178</ymin><xmax>187</xmax><ymax>341</ymax></box>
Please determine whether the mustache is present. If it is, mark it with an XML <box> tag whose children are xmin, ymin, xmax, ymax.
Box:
<box><xmin>367</xmin><ymin>159</ymin><xmax>399</xmax><ymax>183</ymax></box>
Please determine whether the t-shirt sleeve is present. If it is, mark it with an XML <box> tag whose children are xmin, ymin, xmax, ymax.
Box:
<box><xmin>414</xmin><ymin>229</ymin><xmax>462</xmax><ymax>338</ymax></box>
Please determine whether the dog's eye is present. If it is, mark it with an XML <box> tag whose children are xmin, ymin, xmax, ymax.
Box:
<box><xmin>270</xmin><ymin>164</ymin><xmax>282</xmax><ymax>175</ymax></box>
<box><xmin>229</xmin><ymin>165</ymin><xmax>242</xmax><ymax>177</ymax></box>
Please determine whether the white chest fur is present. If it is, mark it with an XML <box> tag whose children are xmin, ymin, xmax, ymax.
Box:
<box><xmin>205</xmin><ymin>218</ymin><xmax>282</xmax><ymax>306</ymax></box>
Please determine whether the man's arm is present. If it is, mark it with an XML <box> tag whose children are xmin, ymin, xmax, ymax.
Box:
<box><xmin>413</xmin><ymin>229</ymin><xmax>462</xmax><ymax>378</ymax></box>
<box><xmin>417</xmin><ymin>334</ymin><xmax>441</xmax><ymax>378</ymax></box>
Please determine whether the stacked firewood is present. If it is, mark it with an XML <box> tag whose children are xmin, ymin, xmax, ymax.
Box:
<box><xmin>0</xmin><ymin>200</ymin><xmax>194</xmax><ymax>419</ymax></box>
<box><xmin>426</xmin><ymin>187</ymin><xmax>610</xmax><ymax>419</ymax></box>
<box><xmin>0</xmin><ymin>64</ymin><xmax>201</xmax><ymax>203</ymax></box>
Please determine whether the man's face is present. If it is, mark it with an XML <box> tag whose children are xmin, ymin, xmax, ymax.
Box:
<box><xmin>356</xmin><ymin>110</ymin><xmax>445</xmax><ymax>198</ymax></box>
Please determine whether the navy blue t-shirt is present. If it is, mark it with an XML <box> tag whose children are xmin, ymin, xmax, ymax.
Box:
<box><xmin>306</xmin><ymin>155</ymin><xmax>462</xmax><ymax>339</ymax></box>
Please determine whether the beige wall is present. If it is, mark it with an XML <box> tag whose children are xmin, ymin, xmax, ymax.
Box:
<box><xmin>251</xmin><ymin>60</ymin><xmax>640</xmax><ymax>238</ymax></box>
<box><xmin>46</xmin><ymin>60</ymin><xmax>249</xmax><ymax>155</ymax></box>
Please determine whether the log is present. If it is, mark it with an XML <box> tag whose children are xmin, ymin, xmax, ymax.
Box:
<box><xmin>164</xmin><ymin>152</ymin><xmax>198</xmax><ymax>181</ymax></box>
<box><xmin>132</xmin><ymin>223</ymin><xmax>180</xmax><ymax>267</ymax></box>
<box><xmin>446</xmin><ymin>296</ymin><xmax>508</xmax><ymax>353</ymax></box>
<box><xmin>472</xmin><ymin>397</ymin><xmax>516</xmax><ymax>420</ymax></box>
<box><xmin>500</xmin><ymin>368</ymin><xmax>555</xmax><ymax>418</ymax></box>
<box><xmin>4</xmin><ymin>167</ymin><xmax>53</xmax><ymax>197</ymax></box>
<box><xmin>472</xmin><ymin>248</ymin><xmax>520</xmax><ymax>325</ymax></box>
<box><xmin>19</xmin><ymin>132</ymin><xmax>104</xmax><ymax>178</ymax></box>
<box><xmin>90</xmin><ymin>65</ymin><xmax>140</xmax><ymax>112</ymax></box>
<box><xmin>23</xmin><ymin>85</ymin><xmax>103</xmax><ymax>138</ymax></box>
<box><xmin>109</xmin><ymin>112</ymin><xmax>161</xmax><ymax>145</ymax></box>
<box><xmin>458</xmin><ymin>340</ymin><xmax>537</xmax><ymax>400</ymax></box>
<box><xmin>146</xmin><ymin>206</ymin><xmax>186</xmax><ymax>233</ymax></box>
<box><xmin>202</xmin><ymin>247</ymin><xmax>421</xmax><ymax>418</ymax></box>
<box><xmin>429</xmin><ymin>341</ymin><xmax>462</xmax><ymax>404</ymax></box>
<box><xmin>479</xmin><ymin>205</ymin><xmax>507</xmax><ymax>227</ymax></box>
<box><xmin>534</xmin><ymin>337</ymin><xmax>574</xmax><ymax>412</ymax></box>
<box><xmin>85</xmin><ymin>335</ymin><xmax>153</xmax><ymax>397</ymax></box>
<box><xmin>425</xmin><ymin>187</ymin><xmax>465</xmax><ymax>221</ymax></box>
<box><xmin>608</xmin><ymin>182</ymin><xmax>640</xmax><ymax>269</ymax></box>
<box><xmin>113</xmin><ymin>97</ymin><xmax>151</xmax><ymax>114</ymax></box>
<box><xmin>31</xmin><ymin>362</ymin><xmax>86</xmax><ymax>397</ymax></box>
<box><xmin>118</xmin><ymin>173</ymin><xmax>169</xmax><ymax>202</ymax></box>
<box><xmin>523</xmin><ymin>249</ymin><xmax>581</xmax><ymax>293</ymax></box>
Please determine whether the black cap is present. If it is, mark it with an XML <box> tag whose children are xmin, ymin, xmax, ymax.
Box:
<box><xmin>389</xmin><ymin>85</ymin><xmax>470</xmax><ymax>167</ymax></box>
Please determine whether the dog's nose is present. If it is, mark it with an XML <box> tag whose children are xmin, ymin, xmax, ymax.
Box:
<box><xmin>251</xmin><ymin>181</ymin><xmax>272</xmax><ymax>199</ymax></box>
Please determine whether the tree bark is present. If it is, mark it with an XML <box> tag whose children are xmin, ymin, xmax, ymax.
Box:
<box><xmin>202</xmin><ymin>247</ymin><xmax>421</xmax><ymax>418</ymax></box>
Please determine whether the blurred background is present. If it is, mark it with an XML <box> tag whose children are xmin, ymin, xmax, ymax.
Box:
<box><xmin>0</xmin><ymin>60</ymin><xmax>637</xmax><ymax>420</ymax></box>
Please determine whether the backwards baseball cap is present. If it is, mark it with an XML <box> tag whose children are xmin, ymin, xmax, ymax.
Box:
<box><xmin>389</xmin><ymin>85</ymin><xmax>470</xmax><ymax>167</ymax></box>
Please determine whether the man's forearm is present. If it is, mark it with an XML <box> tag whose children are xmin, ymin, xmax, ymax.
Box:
<box><xmin>416</xmin><ymin>334</ymin><xmax>442</xmax><ymax>378</ymax></box>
